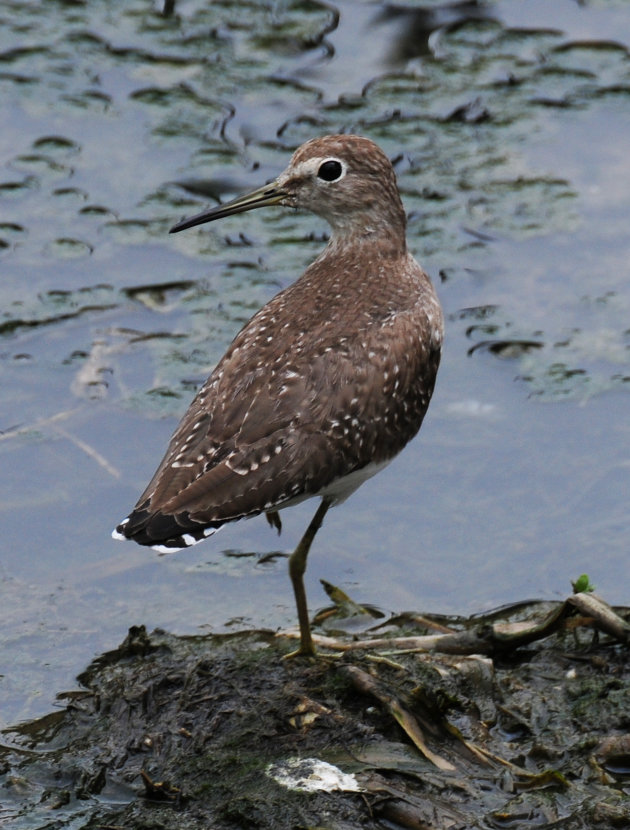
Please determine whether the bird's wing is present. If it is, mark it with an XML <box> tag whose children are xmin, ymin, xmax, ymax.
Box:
<box><xmin>117</xmin><ymin>285</ymin><xmax>441</xmax><ymax>548</ymax></box>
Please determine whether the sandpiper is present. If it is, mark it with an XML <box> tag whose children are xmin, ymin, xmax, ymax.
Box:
<box><xmin>113</xmin><ymin>134</ymin><xmax>444</xmax><ymax>656</ymax></box>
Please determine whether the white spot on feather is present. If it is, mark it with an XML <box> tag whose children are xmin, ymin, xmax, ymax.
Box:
<box><xmin>152</xmin><ymin>543</ymin><xmax>183</xmax><ymax>554</ymax></box>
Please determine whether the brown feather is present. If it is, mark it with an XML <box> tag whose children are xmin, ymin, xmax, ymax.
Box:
<box><xmin>114</xmin><ymin>135</ymin><xmax>443</xmax><ymax>550</ymax></box>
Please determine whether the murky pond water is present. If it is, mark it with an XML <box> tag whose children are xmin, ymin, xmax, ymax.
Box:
<box><xmin>1</xmin><ymin>0</ymin><xmax>629</xmax><ymax>727</ymax></box>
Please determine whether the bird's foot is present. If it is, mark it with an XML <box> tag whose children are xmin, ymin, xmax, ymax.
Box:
<box><xmin>282</xmin><ymin>641</ymin><xmax>316</xmax><ymax>661</ymax></box>
<box><xmin>266</xmin><ymin>510</ymin><xmax>282</xmax><ymax>534</ymax></box>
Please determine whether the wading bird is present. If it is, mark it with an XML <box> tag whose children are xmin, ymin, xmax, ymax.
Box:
<box><xmin>113</xmin><ymin>134</ymin><xmax>444</xmax><ymax>656</ymax></box>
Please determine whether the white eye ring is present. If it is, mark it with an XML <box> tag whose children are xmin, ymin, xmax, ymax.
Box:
<box><xmin>316</xmin><ymin>158</ymin><xmax>346</xmax><ymax>183</ymax></box>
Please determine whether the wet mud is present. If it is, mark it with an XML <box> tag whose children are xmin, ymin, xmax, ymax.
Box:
<box><xmin>2</xmin><ymin>594</ymin><xmax>630</xmax><ymax>829</ymax></box>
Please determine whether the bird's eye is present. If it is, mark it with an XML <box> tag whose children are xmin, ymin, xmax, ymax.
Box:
<box><xmin>317</xmin><ymin>159</ymin><xmax>343</xmax><ymax>182</ymax></box>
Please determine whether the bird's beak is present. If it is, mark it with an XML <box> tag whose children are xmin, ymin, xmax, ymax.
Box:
<box><xmin>169</xmin><ymin>180</ymin><xmax>287</xmax><ymax>233</ymax></box>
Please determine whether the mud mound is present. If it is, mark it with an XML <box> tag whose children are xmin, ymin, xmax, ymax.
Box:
<box><xmin>2</xmin><ymin>595</ymin><xmax>630</xmax><ymax>829</ymax></box>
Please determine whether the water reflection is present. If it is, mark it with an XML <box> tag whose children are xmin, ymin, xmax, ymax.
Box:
<box><xmin>374</xmin><ymin>1</ymin><xmax>497</xmax><ymax>64</ymax></box>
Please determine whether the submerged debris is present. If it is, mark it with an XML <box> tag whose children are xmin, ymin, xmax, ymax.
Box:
<box><xmin>1</xmin><ymin>589</ymin><xmax>630</xmax><ymax>829</ymax></box>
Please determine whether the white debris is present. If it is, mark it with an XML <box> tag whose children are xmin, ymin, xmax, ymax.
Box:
<box><xmin>266</xmin><ymin>757</ymin><xmax>362</xmax><ymax>793</ymax></box>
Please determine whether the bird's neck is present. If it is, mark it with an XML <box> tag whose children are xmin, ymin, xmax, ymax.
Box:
<box><xmin>327</xmin><ymin>225</ymin><xmax>407</xmax><ymax>260</ymax></box>
<box><xmin>323</xmin><ymin>194</ymin><xmax>408</xmax><ymax>259</ymax></box>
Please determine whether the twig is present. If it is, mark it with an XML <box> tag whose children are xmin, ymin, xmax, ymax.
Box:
<box><xmin>53</xmin><ymin>425</ymin><xmax>121</xmax><ymax>479</ymax></box>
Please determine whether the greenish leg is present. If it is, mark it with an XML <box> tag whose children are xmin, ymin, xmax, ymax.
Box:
<box><xmin>286</xmin><ymin>498</ymin><xmax>332</xmax><ymax>657</ymax></box>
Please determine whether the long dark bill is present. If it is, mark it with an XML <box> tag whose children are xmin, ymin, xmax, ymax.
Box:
<box><xmin>169</xmin><ymin>180</ymin><xmax>286</xmax><ymax>233</ymax></box>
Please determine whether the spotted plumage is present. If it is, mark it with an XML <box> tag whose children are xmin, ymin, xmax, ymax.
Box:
<box><xmin>113</xmin><ymin>134</ymin><xmax>444</xmax><ymax>655</ymax></box>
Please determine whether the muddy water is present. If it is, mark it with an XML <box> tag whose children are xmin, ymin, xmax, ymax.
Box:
<box><xmin>1</xmin><ymin>0</ymin><xmax>629</xmax><ymax>725</ymax></box>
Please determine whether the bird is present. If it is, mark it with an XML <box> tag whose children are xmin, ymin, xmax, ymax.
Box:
<box><xmin>113</xmin><ymin>134</ymin><xmax>444</xmax><ymax>656</ymax></box>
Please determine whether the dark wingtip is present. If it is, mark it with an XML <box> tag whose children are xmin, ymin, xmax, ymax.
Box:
<box><xmin>112</xmin><ymin>507</ymin><xmax>223</xmax><ymax>549</ymax></box>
